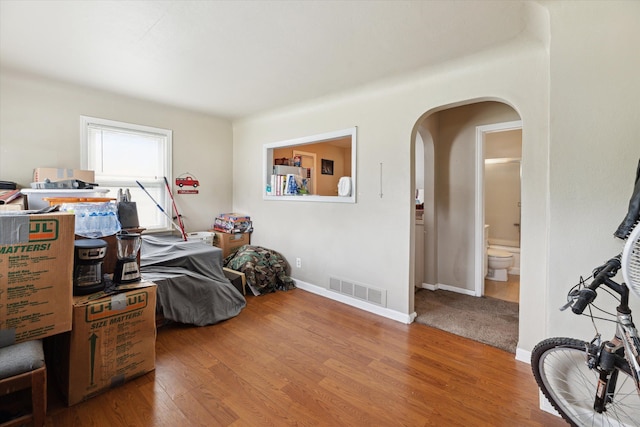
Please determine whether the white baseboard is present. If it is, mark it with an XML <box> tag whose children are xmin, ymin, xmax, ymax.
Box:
<box><xmin>420</xmin><ymin>282</ymin><xmax>437</xmax><ymax>291</ymax></box>
<box><xmin>515</xmin><ymin>347</ymin><xmax>530</xmax><ymax>364</ymax></box>
<box><xmin>293</xmin><ymin>278</ymin><xmax>414</xmax><ymax>324</ymax></box>
<box><xmin>419</xmin><ymin>282</ymin><xmax>477</xmax><ymax>296</ymax></box>
<box><xmin>539</xmin><ymin>391</ymin><xmax>560</xmax><ymax>417</ymax></box>
<box><xmin>438</xmin><ymin>283</ymin><xmax>477</xmax><ymax>296</ymax></box>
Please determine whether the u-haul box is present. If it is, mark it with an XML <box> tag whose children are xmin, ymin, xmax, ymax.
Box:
<box><xmin>53</xmin><ymin>281</ymin><xmax>157</xmax><ymax>405</ymax></box>
<box><xmin>0</xmin><ymin>212</ymin><xmax>74</xmax><ymax>347</ymax></box>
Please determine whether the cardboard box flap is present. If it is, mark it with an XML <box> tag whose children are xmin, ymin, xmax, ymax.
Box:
<box><xmin>72</xmin><ymin>280</ymin><xmax>156</xmax><ymax>307</ymax></box>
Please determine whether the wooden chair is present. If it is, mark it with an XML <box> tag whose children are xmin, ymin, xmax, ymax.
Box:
<box><xmin>0</xmin><ymin>340</ymin><xmax>46</xmax><ymax>427</ymax></box>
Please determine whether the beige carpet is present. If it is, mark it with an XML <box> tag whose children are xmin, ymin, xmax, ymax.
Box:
<box><xmin>414</xmin><ymin>289</ymin><xmax>519</xmax><ymax>353</ymax></box>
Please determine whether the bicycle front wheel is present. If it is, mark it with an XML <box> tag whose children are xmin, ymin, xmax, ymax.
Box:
<box><xmin>532</xmin><ymin>337</ymin><xmax>640</xmax><ymax>427</ymax></box>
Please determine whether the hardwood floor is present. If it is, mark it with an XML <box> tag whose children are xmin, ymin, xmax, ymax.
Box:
<box><xmin>44</xmin><ymin>288</ymin><xmax>564</xmax><ymax>426</ymax></box>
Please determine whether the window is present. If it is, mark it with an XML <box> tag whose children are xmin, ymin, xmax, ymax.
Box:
<box><xmin>80</xmin><ymin>116</ymin><xmax>172</xmax><ymax>232</ymax></box>
<box><xmin>263</xmin><ymin>127</ymin><xmax>356</xmax><ymax>203</ymax></box>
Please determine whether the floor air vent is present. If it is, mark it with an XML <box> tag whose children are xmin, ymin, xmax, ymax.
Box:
<box><xmin>329</xmin><ymin>277</ymin><xmax>341</xmax><ymax>292</ymax></box>
<box><xmin>328</xmin><ymin>277</ymin><xmax>387</xmax><ymax>307</ymax></box>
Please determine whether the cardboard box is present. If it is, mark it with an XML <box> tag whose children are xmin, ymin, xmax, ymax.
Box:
<box><xmin>210</xmin><ymin>230</ymin><xmax>251</xmax><ymax>258</ymax></box>
<box><xmin>0</xmin><ymin>212</ymin><xmax>74</xmax><ymax>347</ymax></box>
<box><xmin>33</xmin><ymin>168</ymin><xmax>95</xmax><ymax>184</ymax></box>
<box><xmin>0</xmin><ymin>195</ymin><xmax>26</xmax><ymax>212</ymax></box>
<box><xmin>0</xmin><ymin>189</ymin><xmax>21</xmax><ymax>205</ymax></box>
<box><xmin>213</xmin><ymin>213</ymin><xmax>252</xmax><ymax>233</ymax></box>
<box><xmin>53</xmin><ymin>281</ymin><xmax>157</xmax><ymax>406</ymax></box>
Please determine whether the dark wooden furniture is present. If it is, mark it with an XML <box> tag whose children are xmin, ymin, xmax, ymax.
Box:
<box><xmin>0</xmin><ymin>340</ymin><xmax>46</xmax><ymax>427</ymax></box>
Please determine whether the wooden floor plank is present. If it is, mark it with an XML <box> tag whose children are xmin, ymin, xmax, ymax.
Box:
<box><xmin>44</xmin><ymin>288</ymin><xmax>566</xmax><ymax>426</ymax></box>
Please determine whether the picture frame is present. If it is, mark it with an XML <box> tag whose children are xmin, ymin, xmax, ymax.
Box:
<box><xmin>321</xmin><ymin>159</ymin><xmax>334</xmax><ymax>175</ymax></box>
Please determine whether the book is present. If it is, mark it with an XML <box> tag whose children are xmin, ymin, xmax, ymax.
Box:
<box><xmin>286</xmin><ymin>174</ymin><xmax>297</xmax><ymax>195</ymax></box>
<box><xmin>0</xmin><ymin>189</ymin><xmax>21</xmax><ymax>205</ymax></box>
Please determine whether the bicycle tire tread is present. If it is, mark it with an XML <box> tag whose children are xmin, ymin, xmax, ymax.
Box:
<box><xmin>531</xmin><ymin>337</ymin><xmax>591</xmax><ymax>427</ymax></box>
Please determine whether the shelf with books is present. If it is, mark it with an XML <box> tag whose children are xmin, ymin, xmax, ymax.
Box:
<box><xmin>262</xmin><ymin>127</ymin><xmax>357</xmax><ymax>203</ymax></box>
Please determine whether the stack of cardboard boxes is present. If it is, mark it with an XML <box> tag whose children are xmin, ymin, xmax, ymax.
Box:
<box><xmin>211</xmin><ymin>213</ymin><xmax>252</xmax><ymax>258</ymax></box>
<box><xmin>0</xmin><ymin>182</ymin><xmax>157</xmax><ymax>407</ymax></box>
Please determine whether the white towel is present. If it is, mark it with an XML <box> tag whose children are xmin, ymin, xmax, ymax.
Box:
<box><xmin>338</xmin><ymin>177</ymin><xmax>351</xmax><ymax>197</ymax></box>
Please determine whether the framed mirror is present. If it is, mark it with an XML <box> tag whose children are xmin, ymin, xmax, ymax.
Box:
<box><xmin>263</xmin><ymin>127</ymin><xmax>357</xmax><ymax>203</ymax></box>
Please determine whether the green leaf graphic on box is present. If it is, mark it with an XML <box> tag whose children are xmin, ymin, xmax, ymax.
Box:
<box><xmin>89</xmin><ymin>332</ymin><xmax>98</xmax><ymax>385</ymax></box>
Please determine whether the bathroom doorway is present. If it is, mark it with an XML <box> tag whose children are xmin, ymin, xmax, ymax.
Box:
<box><xmin>474</xmin><ymin>121</ymin><xmax>523</xmax><ymax>300</ymax></box>
<box><xmin>412</xmin><ymin>102</ymin><xmax>522</xmax><ymax>296</ymax></box>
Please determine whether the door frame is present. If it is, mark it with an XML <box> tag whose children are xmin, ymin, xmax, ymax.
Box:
<box><xmin>293</xmin><ymin>150</ymin><xmax>317</xmax><ymax>195</ymax></box>
<box><xmin>474</xmin><ymin>120</ymin><xmax>523</xmax><ymax>297</ymax></box>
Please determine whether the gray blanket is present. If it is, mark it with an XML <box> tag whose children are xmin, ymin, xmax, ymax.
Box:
<box><xmin>140</xmin><ymin>234</ymin><xmax>246</xmax><ymax>326</ymax></box>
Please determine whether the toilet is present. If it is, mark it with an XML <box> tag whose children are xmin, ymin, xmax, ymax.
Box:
<box><xmin>486</xmin><ymin>248</ymin><xmax>513</xmax><ymax>282</ymax></box>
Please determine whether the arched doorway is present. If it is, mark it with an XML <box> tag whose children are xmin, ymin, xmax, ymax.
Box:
<box><xmin>412</xmin><ymin>100</ymin><xmax>522</xmax><ymax>350</ymax></box>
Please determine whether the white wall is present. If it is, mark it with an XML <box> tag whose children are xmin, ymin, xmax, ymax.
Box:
<box><xmin>414</xmin><ymin>133</ymin><xmax>424</xmax><ymax>191</ymax></box>
<box><xmin>417</xmin><ymin>122</ymin><xmax>436</xmax><ymax>287</ymax></box>
<box><xmin>485</xmin><ymin>129</ymin><xmax>522</xmax><ymax>247</ymax></box>
<box><xmin>233</xmin><ymin>8</ymin><xmax>551</xmax><ymax>352</ymax></box>
<box><xmin>485</xmin><ymin>161</ymin><xmax>521</xmax><ymax>246</ymax></box>
<box><xmin>546</xmin><ymin>1</ymin><xmax>640</xmax><ymax>339</ymax></box>
<box><xmin>0</xmin><ymin>67</ymin><xmax>234</xmax><ymax>232</ymax></box>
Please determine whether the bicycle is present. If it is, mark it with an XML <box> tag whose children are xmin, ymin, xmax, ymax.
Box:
<box><xmin>531</xmin><ymin>161</ymin><xmax>640</xmax><ymax>427</ymax></box>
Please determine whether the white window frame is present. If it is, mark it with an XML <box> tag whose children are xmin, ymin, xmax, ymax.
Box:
<box><xmin>263</xmin><ymin>127</ymin><xmax>357</xmax><ymax>203</ymax></box>
<box><xmin>80</xmin><ymin>115</ymin><xmax>173</xmax><ymax>232</ymax></box>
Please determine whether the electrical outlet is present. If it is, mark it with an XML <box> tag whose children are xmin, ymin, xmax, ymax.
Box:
<box><xmin>296</xmin><ymin>258</ymin><xmax>302</xmax><ymax>268</ymax></box>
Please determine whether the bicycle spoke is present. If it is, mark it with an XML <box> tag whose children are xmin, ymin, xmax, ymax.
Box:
<box><xmin>532</xmin><ymin>338</ymin><xmax>640</xmax><ymax>427</ymax></box>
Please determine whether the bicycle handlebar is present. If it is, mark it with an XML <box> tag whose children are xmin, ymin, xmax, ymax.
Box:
<box><xmin>571</xmin><ymin>256</ymin><xmax>621</xmax><ymax>315</ymax></box>
<box><xmin>571</xmin><ymin>288</ymin><xmax>597</xmax><ymax>314</ymax></box>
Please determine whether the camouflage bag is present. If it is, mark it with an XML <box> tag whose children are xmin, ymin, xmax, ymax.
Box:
<box><xmin>224</xmin><ymin>245</ymin><xmax>295</xmax><ymax>294</ymax></box>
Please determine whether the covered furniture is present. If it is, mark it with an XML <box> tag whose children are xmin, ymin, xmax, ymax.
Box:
<box><xmin>0</xmin><ymin>340</ymin><xmax>46</xmax><ymax>427</ymax></box>
<box><xmin>140</xmin><ymin>234</ymin><xmax>246</xmax><ymax>326</ymax></box>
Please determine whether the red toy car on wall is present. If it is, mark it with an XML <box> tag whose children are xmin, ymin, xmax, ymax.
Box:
<box><xmin>175</xmin><ymin>176</ymin><xmax>199</xmax><ymax>188</ymax></box>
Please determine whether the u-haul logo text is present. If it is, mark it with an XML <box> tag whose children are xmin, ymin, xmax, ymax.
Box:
<box><xmin>29</xmin><ymin>219</ymin><xmax>58</xmax><ymax>241</ymax></box>
<box><xmin>85</xmin><ymin>291</ymin><xmax>149</xmax><ymax>322</ymax></box>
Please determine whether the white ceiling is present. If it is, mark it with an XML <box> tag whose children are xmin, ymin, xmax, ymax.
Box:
<box><xmin>0</xmin><ymin>0</ymin><xmax>532</xmax><ymax>119</ymax></box>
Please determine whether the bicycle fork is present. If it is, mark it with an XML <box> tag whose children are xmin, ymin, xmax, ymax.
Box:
<box><xmin>591</xmin><ymin>323</ymin><xmax>640</xmax><ymax>413</ymax></box>
<box><xmin>594</xmin><ymin>341</ymin><xmax>620</xmax><ymax>413</ymax></box>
